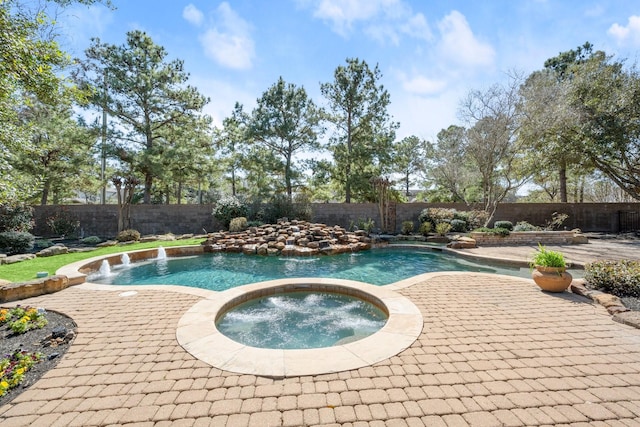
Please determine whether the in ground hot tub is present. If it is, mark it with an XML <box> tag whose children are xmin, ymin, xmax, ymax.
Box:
<box><xmin>216</xmin><ymin>290</ymin><xmax>388</xmax><ymax>349</ymax></box>
<box><xmin>176</xmin><ymin>278</ymin><xmax>423</xmax><ymax>377</ymax></box>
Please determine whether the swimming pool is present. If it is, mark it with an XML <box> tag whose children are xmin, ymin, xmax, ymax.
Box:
<box><xmin>89</xmin><ymin>247</ymin><xmax>545</xmax><ymax>291</ymax></box>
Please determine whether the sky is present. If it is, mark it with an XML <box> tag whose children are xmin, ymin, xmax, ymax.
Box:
<box><xmin>58</xmin><ymin>0</ymin><xmax>640</xmax><ymax>142</ymax></box>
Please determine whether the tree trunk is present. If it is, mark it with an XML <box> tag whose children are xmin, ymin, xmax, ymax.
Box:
<box><xmin>144</xmin><ymin>173</ymin><xmax>152</xmax><ymax>204</ymax></box>
<box><xmin>559</xmin><ymin>159</ymin><xmax>568</xmax><ymax>203</ymax></box>
<box><xmin>285</xmin><ymin>154</ymin><xmax>293</xmax><ymax>202</ymax></box>
<box><xmin>177</xmin><ymin>181</ymin><xmax>182</xmax><ymax>205</ymax></box>
<box><xmin>405</xmin><ymin>173</ymin><xmax>410</xmax><ymax>198</ymax></box>
<box><xmin>40</xmin><ymin>180</ymin><xmax>51</xmax><ymax>205</ymax></box>
<box><xmin>231</xmin><ymin>169</ymin><xmax>236</xmax><ymax>196</ymax></box>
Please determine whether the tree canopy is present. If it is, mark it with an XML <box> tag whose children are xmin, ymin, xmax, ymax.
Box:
<box><xmin>77</xmin><ymin>30</ymin><xmax>210</xmax><ymax>204</ymax></box>
<box><xmin>320</xmin><ymin>58</ymin><xmax>397</xmax><ymax>203</ymax></box>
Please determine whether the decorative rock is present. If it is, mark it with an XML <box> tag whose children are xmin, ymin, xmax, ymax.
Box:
<box><xmin>52</xmin><ymin>325</ymin><xmax>67</xmax><ymax>339</ymax></box>
<box><xmin>242</xmin><ymin>244</ymin><xmax>257</xmax><ymax>255</ymax></box>
<box><xmin>0</xmin><ymin>254</ymin><xmax>6</xmax><ymax>265</ymax></box>
<box><xmin>447</xmin><ymin>237</ymin><xmax>476</xmax><ymax>249</ymax></box>
<box><xmin>4</xmin><ymin>254</ymin><xmax>36</xmax><ymax>264</ymax></box>
<box><xmin>201</xmin><ymin>221</ymin><xmax>375</xmax><ymax>258</ymax></box>
<box><xmin>97</xmin><ymin>240</ymin><xmax>118</xmax><ymax>247</ymax></box>
<box><xmin>36</xmin><ymin>244</ymin><xmax>69</xmax><ymax>257</ymax></box>
<box><xmin>613</xmin><ymin>311</ymin><xmax>640</xmax><ymax>329</ymax></box>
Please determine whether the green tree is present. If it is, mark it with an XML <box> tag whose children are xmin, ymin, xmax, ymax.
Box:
<box><xmin>568</xmin><ymin>51</ymin><xmax>640</xmax><ymax>201</ymax></box>
<box><xmin>518</xmin><ymin>43</ymin><xmax>595</xmax><ymax>202</ymax></box>
<box><xmin>392</xmin><ymin>135</ymin><xmax>425</xmax><ymax>199</ymax></box>
<box><xmin>216</xmin><ymin>103</ymin><xmax>250</xmax><ymax>196</ymax></box>
<box><xmin>14</xmin><ymin>97</ymin><xmax>99</xmax><ymax>205</ymax></box>
<box><xmin>78</xmin><ymin>30</ymin><xmax>210</xmax><ymax>204</ymax></box>
<box><xmin>248</xmin><ymin>77</ymin><xmax>323</xmax><ymax>201</ymax></box>
<box><xmin>320</xmin><ymin>58</ymin><xmax>398</xmax><ymax>202</ymax></box>
<box><xmin>159</xmin><ymin>114</ymin><xmax>213</xmax><ymax>204</ymax></box>
<box><xmin>425</xmin><ymin>125</ymin><xmax>476</xmax><ymax>202</ymax></box>
<box><xmin>0</xmin><ymin>0</ymin><xmax>111</xmax><ymax>203</ymax></box>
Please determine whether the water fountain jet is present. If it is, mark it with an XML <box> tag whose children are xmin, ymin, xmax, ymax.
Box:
<box><xmin>99</xmin><ymin>260</ymin><xmax>111</xmax><ymax>277</ymax></box>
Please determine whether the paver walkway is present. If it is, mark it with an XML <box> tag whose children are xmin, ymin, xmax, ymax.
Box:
<box><xmin>2</xmin><ymin>273</ymin><xmax>640</xmax><ymax>426</ymax></box>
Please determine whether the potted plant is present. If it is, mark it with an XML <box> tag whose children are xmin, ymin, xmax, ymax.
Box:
<box><xmin>530</xmin><ymin>244</ymin><xmax>572</xmax><ymax>292</ymax></box>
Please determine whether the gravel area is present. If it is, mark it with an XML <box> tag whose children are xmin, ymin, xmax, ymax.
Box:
<box><xmin>0</xmin><ymin>308</ymin><xmax>76</xmax><ymax>406</ymax></box>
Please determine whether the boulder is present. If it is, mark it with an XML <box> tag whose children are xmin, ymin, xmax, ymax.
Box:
<box><xmin>447</xmin><ymin>237</ymin><xmax>476</xmax><ymax>249</ymax></box>
<box><xmin>4</xmin><ymin>253</ymin><xmax>36</xmax><ymax>264</ymax></box>
<box><xmin>36</xmin><ymin>244</ymin><xmax>69</xmax><ymax>257</ymax></box>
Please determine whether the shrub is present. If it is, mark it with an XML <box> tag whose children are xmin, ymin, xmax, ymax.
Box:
<box><xmin>466</xmin><ymin>210</ymin><xmax>490</xmax><ymax>229</ymax></box>
<box><xmin>513</xmin><ymin>221</ymin><xmax>540</xmax><ymax>232</ymax></box>
<box><xmin>545</xmin><ymin>212</ymin><xmax>569</xmax><ymax>230</ymax></box>
<box><xmin>116</xmin><ymin>229</ymin><xmax>140</xmax><ymax>242</ymax></box>
<box><xmin>418</xmin><ymin>208</ymin><xmax>456</xmax><ymax>226</ymax></box>
<box><xmin>213</xmin><ymin>195</ymin><xmax>248</xmax><ymax>228</ymax></box>
<box><xmin>261</xmin><ymin>194</ymin><xmax>313</xmax><ymax>224</ymax></box>
<box><xmin>435</xmin><ymin>222</ymin><xmax>452</xmax><ymax>236</ymax></box>
<box><xmin>81</xmin><ymin>236</ymin><xmax>102</xmax><ymax>245</ymax></box>
<box><xmin>0</xmin><ymin>231</ymin><xmax>35</xmax><ymax>255</ymax></box>
<box><xmin>46</xmin><ymin>208</ymin><xmax>80</xmax><ymax>237</ymax></box>
<box><xmin>418</xmin><ymin>222</ymin><xmax>432</xmax><ymax>236</ymax></box>
<box><xmin>531</xmin><ymin>244</ymin><xmax>566</xmax><ymax>268</ymax></box>
<box><xmin>473</xmin><ymin>227</ymin><xmax>510</xmax><ymax>237</ymax></box>
<box><xmin>0</xmin><ymin>204</ymin><xmax>34</xmax><ymax>233</ymax></box>
<box><xmin>401</xmin><ymin>221</ymin><xmax>414</xmax><ymax>235</ymax></box>
<box><xmin>355</xmin><ymin>218</ymin><xmax>375</xmax><ymax>234</ymax></box>
<box><xmin>585</xmin><ymin>260</ymin><xmax>640</xmax><ymax>297</ymax></box>
<box><xmin>35</xmin><ymin>239</ymin><xmax>53</xmax><ymax>249</ymax></box>
<box><xmin>494</xmin><ymin>220</ymin><xmax>513</xmax><ymax>231</ymax></box>
<box><xmin>450</xmin><ymin>219</ymin><xmax>467</xmax><ymax>233</ymax></box>
<box><xmin>229</xmin><ymin>217</ymin><xmax>248</xmax><ymax>232</ymax></box>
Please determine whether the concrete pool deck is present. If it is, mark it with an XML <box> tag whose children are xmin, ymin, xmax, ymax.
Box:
<box><xmin>2</xmin><ymin>239</ymin><xmax>640</xmax><ymax>426</ymax></box>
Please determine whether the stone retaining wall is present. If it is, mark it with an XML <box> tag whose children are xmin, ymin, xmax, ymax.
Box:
<box><xmin>470</xmin><ymin>231</ymin><xmax>580</xmax><ymax>246</ymax></box>
<box><xmin>0</xmin><ymin>275</ymin><xmax>69</xmax><ymax>303</ymax></box>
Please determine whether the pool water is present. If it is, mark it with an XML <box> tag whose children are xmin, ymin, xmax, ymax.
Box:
<box><xmin>216</xmin><ymin>291</ymin><xmax>387</xmax><ymax>349</ymax></box>
<box><xmin>90</xmin><ymin>248</ymin><xmax>541</xmax><ymax>291</ymax></box>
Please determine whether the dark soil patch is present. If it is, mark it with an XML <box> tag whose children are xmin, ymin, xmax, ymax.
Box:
<box><xmin>0</xmin><ymin>308</ymin><xmax>76</xmax><ymax>407</ymax></box>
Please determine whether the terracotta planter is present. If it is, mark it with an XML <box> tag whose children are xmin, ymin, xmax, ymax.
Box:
<box><xmin>532</xmin><ymin>266</ymin><xmax>572</xmax><ymax>292</ymax></box>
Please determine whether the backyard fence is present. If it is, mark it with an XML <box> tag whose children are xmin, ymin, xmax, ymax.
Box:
<box><xmin>619</xmin><ymin>211</ymin><xmax>640</xmax><ymax>233</ymax></box>
<box><xmin>29</xmin><ymin>202</ymin><xmax>640</xmax><ymax>238</ymax></box>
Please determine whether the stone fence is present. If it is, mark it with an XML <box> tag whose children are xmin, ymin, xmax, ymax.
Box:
<box><xmin>30</xmin><ymin>202</ymin><xmax>640</xmax><ymax>238</ymax></box>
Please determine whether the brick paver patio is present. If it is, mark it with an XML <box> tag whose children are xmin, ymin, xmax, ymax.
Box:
<box><xmin>2</xmin><ymin>272</ymin><xmax>640</xmax><ymax>426</ymax></box>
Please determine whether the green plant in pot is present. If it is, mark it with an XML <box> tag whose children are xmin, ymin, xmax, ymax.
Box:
<box><xmin>530</xmin><ymin>244</ymin><xmax>572</xmax><ymax>292</ymax></box>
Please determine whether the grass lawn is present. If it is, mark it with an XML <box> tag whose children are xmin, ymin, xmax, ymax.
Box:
<box><xmin>0</xmin><ymin>239</ymin><xmax>205</xmax><ymax>283</ymax></box>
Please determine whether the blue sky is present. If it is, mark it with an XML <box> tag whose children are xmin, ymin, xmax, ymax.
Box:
<box><xmin>59</xmin><ymin>0</ymin><xmax>640</xmax><ymax>142</ymax></box>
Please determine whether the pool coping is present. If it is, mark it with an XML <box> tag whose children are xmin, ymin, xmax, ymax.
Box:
<box><xmin>175</xmin><ymin>278</ymin><xmax>423</xmax><ymax>378</ymax></box>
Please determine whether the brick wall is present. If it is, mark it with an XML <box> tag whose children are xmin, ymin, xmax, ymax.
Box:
<box><xmin>31</xmin><ymin>202</ymin><xmax>640</xmax><ymax>237</ymax></box>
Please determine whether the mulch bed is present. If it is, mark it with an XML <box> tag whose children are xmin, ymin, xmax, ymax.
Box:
<box><xmin>0</xmin><ymin>308</ymin><xmax>76</xmax><ymax>407</ymax></box>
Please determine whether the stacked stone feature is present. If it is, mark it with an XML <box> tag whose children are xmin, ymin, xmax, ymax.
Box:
<box><xmin>201</xmin><ymin>220</ymin><xmax>372</xmax><ymax>256</ymax></box>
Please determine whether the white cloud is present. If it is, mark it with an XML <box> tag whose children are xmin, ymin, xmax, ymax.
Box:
<box><xmin>401</xmin><ymin>13</ymin><xmax>432</xmax><ymax>41</ymax></box>
<box><xmin>198</xmin><ymin>2</ymin><xmax>255</xmax><ymax>70</ymax></box>
<box><xmin>608</xmin><ymin>15</ymin><xmax>640</xmax><ymax>46</ymax></box>
<box><xmin>437</xmin><ymin>10</ymin><xmax>495</xmax><ymax>67</ymax></box>
<box><xmin>398</xmin><ymin>73</ymin><xmax>447</xmax><ymax>96</ymax></box>
<box><xmin>302</xmin><ymin>0</ymin><xmax>431</xmax><ymax>44</ymax></box>
<box><xmin>183</xmin><ymin>4</ymin><xmax>204</xmax><ymax>27</ymax></box>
